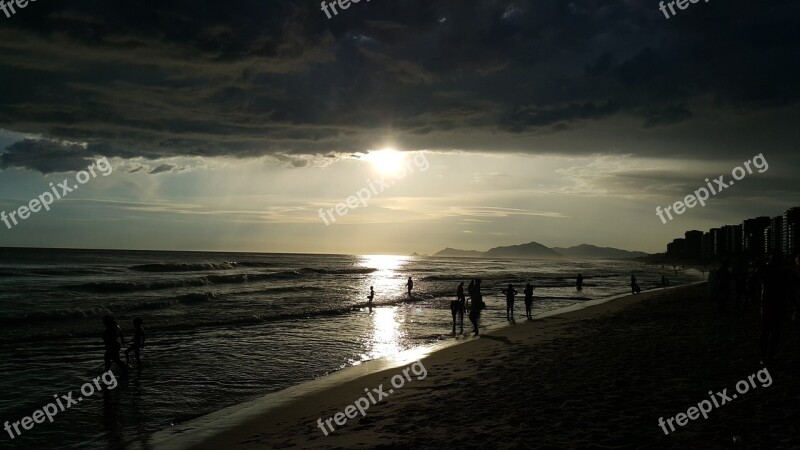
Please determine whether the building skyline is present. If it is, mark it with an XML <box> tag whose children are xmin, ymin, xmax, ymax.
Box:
<box><xmin>666</xmin><ymin>206</ymin><xmax>800</xmax><ymax>261</ymax></box>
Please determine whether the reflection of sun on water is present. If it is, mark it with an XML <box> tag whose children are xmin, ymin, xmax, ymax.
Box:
<box><xmin>355</xmin><ymin>255</ymin><xmax>410</xmax><ymax>362</ymax></box>
<box><xmin>358</xmin><ymin>255</ymin><xmax>408</xmax><ymax>300</ymax></box>
<box><xmin>359</xmin><ymin>254</ymin><xmax>406</xmax><ymax>272</ymax></box>
<box><xmin>364</xmin><ymin>307</ymin><xmax>403</xmax><ymax>360</ymax></box>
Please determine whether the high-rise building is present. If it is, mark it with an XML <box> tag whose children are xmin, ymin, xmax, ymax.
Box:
<box><xmin>742</xmin><ymin>216</ymin><xmax>770</xmax><ymax>255</ymax></box>
<box><xmin>665</xmin><ymin>206</ymin><xmax>800</xmax><ymax>261</ymax></box>
<box><xmin>684</xmin><ymin>230</ymin><xmax>703</xmax><ymax>259</ymax></box>
<box><xmin>701</xmin><ymin>232</ymin><xmax>712</xmax><ymax>259</ymax></box>
<box><xmin>710</xmin><ymin>227</ymin><xmax>724</xmax><ymax>257</ymax></box>
<box><xmin>667</xmin><ymin>238</ymin><xmax>686</xmax><ymax>258</ymax></box>
<box><xmin>721</xmin><ymin>225</ymin><xmax>742</xmax><ymax>255</ymax></box>
<box><xmin>785</xmin><ymin>207</ymin><xmax>800</xmax><ymax>257</ymax></box>
<box><xmin>764</xmin><ymin>215</ymin><xmax>783</xmax><ymax>255</ymax></box>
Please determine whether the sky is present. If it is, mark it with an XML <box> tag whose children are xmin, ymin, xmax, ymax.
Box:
<box><xmin>0</xmin><ymin>0</ymin><xmax>798</xmax><ymax>254</ymax></box>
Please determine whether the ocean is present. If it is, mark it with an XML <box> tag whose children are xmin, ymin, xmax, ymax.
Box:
<box><xmin>0</xmin><ymin>248</ymin><xmax>700</xmax><ymax>449</ymax></box>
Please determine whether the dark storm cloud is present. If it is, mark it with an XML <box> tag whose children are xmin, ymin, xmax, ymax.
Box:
<box><xmin>0</xmin><ymin>139</ymin><xmax>102</xmax><ymax>173</ymax></box>
<box><xmin>149</xmin><ymin>163</ymin><xmax>176</xmax><ymax>175</ymax></box>
<box><xmin>0</xmin><ymin>0</ymin><xmax>798</xmax><ymax>172</ymax></box>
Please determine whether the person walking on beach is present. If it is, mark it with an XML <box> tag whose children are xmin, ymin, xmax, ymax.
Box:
<box><xmin>406</xmin><ymin>277</ymin><xmax>414</xmax><ymax>301</ymax></box>
<box><xmin>451</xmin><ymin>282</ymin><xmax>466</xmax><ymax>334</ymax></box>
<box><xmin>469</xmin><ymin>279</ymin><xmax>484</xmax><ymax>336</ymax></box>
<box><xmin>503</xmin><ymin>284</ymin><xmax>517</xmax><ymax>321</ymax></box>
<box><xmin>466</xmin><ymin>279</ymin><xmax>475</xmax><ymax>312</ymax></box>
<box><xmin>630</xmin><ymin>275</ymin><xmax>641</xmax><ymax>294</ymax></box>
<box><xmin>576</xmin><ymin>274</ymin><xmax>584</xmax><ymax>291</ymax></box>
<box><xmin>524</xmin><ymin>282</ymin><xmax>535</xmax><ymax>319</ymax></box>
<box><xmin>102</xmin><ymin>316</ymin><xmax>129</xmax><ymax>373</ymax></box>
<box><xmin>125</xmin><ymin>318</ymin><xmax>145</xmax><ymax>368</ymax></box>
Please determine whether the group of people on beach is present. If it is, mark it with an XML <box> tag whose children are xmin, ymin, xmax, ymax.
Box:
<box><xmin>367</xmin><ymin>270</ymin><xmax>670</xmax><ymax>341</ymax></box>
<box><xmin>393</xmin><ymin>278</ymin><xmax>539</xmax><ymax>335</ymax></box>
<box><xmin>101</xmin><ymin>316</ymin><xmax>145</xmax><ymax>373</ymax></box>
<box><xmin>448</xmin><ymin>279</ymin><xmax>488</xmax><ymax>336</ymax></box>
<box><xmin>710</xmin><ymin>254</ymin><xmax>800</xmax><ymax>365</ymax></box>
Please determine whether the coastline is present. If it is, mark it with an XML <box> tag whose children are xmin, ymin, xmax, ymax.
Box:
<box><xmin>148</xmin><ymin>281</ymin><xmax>709</xmax><ymax>449</ymax></box>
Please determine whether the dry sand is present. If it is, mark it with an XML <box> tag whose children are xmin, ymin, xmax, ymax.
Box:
<box><xmin>188</xmin><ymin>284</ymin><xmax>799</xmax><ymax>449</ymax></box>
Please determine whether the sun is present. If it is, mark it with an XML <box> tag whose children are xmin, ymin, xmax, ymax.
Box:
<box><xmin>364</xmin><ymin>148</ymin><xmax>406</xmax><ymax>176</ymax></box>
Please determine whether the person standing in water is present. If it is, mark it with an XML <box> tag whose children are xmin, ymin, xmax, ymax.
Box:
<box><xmin>502</xmin><ymin>284</ymin><xmax>517</xmax><ymax>321</ymax></box>
<box><xmin>631</xmin><ymin>275</ymin><xmax>641</xmax><ymax>294</ymax></box>
<box><xmin>367</xmin><ymin>286</ymin><xmax>375</xmax><ymax>305</ymax></box>
<box><xmin>524</xmin><ymin>282</ymin><xmax>535</xmax><ymax>320</ymax></box>
<box><xmin>125</xmin><ymin>318</ymin><xmax>146</xmax><ymax>368</ymax></box>
<box><xmin>469</xmin><ymin>279</ymin><xmax>484</xmax><ymax>336</ymax></box>
<box><xmin>451</xmin><ymin>282</ymin><xmax>466</xmax><ymax>335</ymax></box>
<box><xmin>102</xmin><ymin>315</ymin><xmax>128</xmax><ymax>373</ymax></box>
<box><xmin>406</xmin><ymin>277</ymin><xmax>414</xmax><ymax>301</ymax></box>
<box><xmin>466</xmin><ymin>279</ymin><xmax>475</xmax><ymax>312</ymax></box>
<box><xmin>576</xmin><ymin>274</ymin><xmax>584</xmax><ymax>291</ymax></box>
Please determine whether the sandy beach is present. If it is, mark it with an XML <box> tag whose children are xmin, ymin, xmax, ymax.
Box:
<box><xmin>173</xmin><ymin>283</ymin><xmax>800</xmax><ymax>449</ymax></box>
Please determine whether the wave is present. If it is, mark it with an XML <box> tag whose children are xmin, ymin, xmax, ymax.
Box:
<box><xmin>0</xmin><ymin>292</ymin><xmax>218</xmax><ymax>324</ymax></box>
<box><xmin>0</xmin><ymin>301</ymin><xmax>358</xmax><ymax>344</ymax></box>
<box><xmin>299</xmin><ymin>267</ymin><xmax>378</xmax><ymax>275</ymax></box>
<box><xmin>247</xmin><ymin>285</ymin><xmax>325</xmax><ymax>295</ymax></box>
<box><xmin>129</xmin><ymin>262</ymin><xmax>237</xmax><ymax>272</ymax></box>
<box><xmin>69</xmin><ymin>270</ymin><xmax>317</xmax><ymax>293</ymax></box>
<box><xmin>234</xmin><ymin>262</ymin><xmax>277</xmax><ymax>268</ymax></box>
<box><xmin>0</xmin><ymin>267</ymin><xmax>112</xmax><ymax>277</ymax></box>
<box><xmin>126</xmin><ymin>263</ymin><xmax>377</xmax><ymax>274</ymax></box>
<box><xmin>74</xmin><ymin>279</ymin><xmax>211</xmax><ymax>292</ymax></box>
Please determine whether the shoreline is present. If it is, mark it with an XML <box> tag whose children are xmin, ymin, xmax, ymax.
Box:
<box><xmin>147</xmin><ymin>281</ymin><xmax>705</xmax><ymax>450</ymax></box>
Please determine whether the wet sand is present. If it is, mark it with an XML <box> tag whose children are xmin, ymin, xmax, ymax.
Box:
<box><xmin>186</xmin><ymin>284</ymin><xmax>800</xmax><ymax>449</ymax></box>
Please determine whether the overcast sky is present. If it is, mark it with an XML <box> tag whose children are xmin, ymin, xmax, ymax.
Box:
<box><xmin>0</xmin><ymin>0</ymin><xmax>798</xmax><ymax>254</ymax></box>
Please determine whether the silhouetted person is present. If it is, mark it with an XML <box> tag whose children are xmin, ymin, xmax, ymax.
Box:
<box><xmin>125</xmin><ymin>318</ymin><xmax>145</xmax><ymax>367</ymax></box>
<box><xmin>466</xmin><ymin>279</ymin><xmax>475</xmax><ymax>312</ymax></box>
<box><xmin>630</xmin><ymin>275</ymin><xmax>641</xmax><ymax>294</ymax></box>
<box><xmin>451</xmin><ymin>282</ymin><xmax>466</xmax><ymax>334</ymax></box>
<box><xmin>502</xmin><ymin>284</ymin><xmax>517</xmax><ymax>321</ymax></box>
<box><xmin>367</xmin><ymin>286</ymin><xmax>375</xmax><ymax>305</ymax></box>
<box><xmin>661</xmin><ymin>275</ymin><xmax>667</xmax><ymax>287</ymax></box>
<box><xmin>102</xmin><ymin>316</ymin><xmax>128</xmax><ymax>373</ymax></box>
<box><xmin>576</xmin><ymin>274</ymin><xmax>583</xmax><ymax>291</ymax></box>
<box><xmin>469</xmin><ymin>279</ymin><xmax>483</xmax><ymax>335</ymax></box>
<box><xmin>406</xmin><ymin>277</ymin><xmax>413</xmax><ymax>301</ymax></box>
<box><xmin>524</xmin><ymin>282</ymin><xmax>535</xmax><ymax>319</ymax></box>
<box><xmin>757</xmin><ymin>255</ymin><xmax>790</xmax><ymax>364</ymax></box>
<box><xmin>366</xmin><ymin>286</ymin><xmax>375</xmax><ymax>312</ymax></box>
<box><xmin>717</xmin><ymin>261</ymin><xmax>733</xmax><ymax>313</ymax></box>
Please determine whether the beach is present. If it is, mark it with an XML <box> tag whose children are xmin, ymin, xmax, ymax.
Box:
<box><xmin>1</xmin><ymin>248</ymin><xmax>704</xmax><ymax>449</ymax></box>
<box><xmin>181</xmin><ymin>283</ymin><xmax>799</xmax><ymax>449</ymax></box>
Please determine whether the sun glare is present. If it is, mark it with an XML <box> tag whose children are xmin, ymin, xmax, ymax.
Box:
<box><xmin>364</xmin><ymin>149</ymin><xmax>406</xmax><ymax>176</ymax></box>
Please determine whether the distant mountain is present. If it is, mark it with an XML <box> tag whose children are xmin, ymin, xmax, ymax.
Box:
<box><xmin>485</xmin><ymin>241</ymin><xmax>562</xmax><ymax>259</ymax></box>
<box><xmin>433</xmin><ymin>242</ymin><xmax>648</xmax><ymax>260</ymax></box>
<box><xmin>433</xmin><ymin>248</ymin><xmax>486</xmax><ymax>258</ymax></box>
<box><xmin>434</xmin><ymin>241</ymin><xmax>561</xmax><ymax>259</ymax></box>
<box><xmin>551</xmin><ymin>244</ymin><xmax>648</xmax><ymax>259</ymax></box>
<box><xmin>409</xmin><ymin>252</ymin><xmax>429</xmax><ymax>257</ymax></box>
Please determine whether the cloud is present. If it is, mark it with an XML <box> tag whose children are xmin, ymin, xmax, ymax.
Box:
<box><xmin>0</xmin><ymin>139</ymin><xmax>102</xmax><ymax>173</ymax></box>
<box><xmin>0</xmin><ymin>0</ymin><xmax>797</xmax><ymax>172</ymax></box>
<box><xmin>149</xmin><ymin>163</ymin><xmax>177</xmax><ymax>175</ymax></box>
